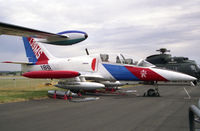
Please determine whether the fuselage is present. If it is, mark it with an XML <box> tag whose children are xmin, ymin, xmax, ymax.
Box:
<box><xmin>21</xmin><ymin>54</ymin><xmax>197</xmax><ymax>82</ymax></box>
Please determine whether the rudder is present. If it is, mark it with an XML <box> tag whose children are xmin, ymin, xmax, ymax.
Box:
<box><xmin>22</xmin><ymin>37</ymin><xmax>53</xmax><ymax>65</ymax></box>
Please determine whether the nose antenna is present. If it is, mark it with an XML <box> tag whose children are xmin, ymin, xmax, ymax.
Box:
<box><xmin>85</xmin><ymin>48</ymin><xmax>89</xmax><ymax>55</ymax></box>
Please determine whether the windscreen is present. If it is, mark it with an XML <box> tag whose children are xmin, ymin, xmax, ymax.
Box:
<box><xmin>137</xmin><ymin>59</ymin><xmax>156</xmax><ymax>67</ymax></box>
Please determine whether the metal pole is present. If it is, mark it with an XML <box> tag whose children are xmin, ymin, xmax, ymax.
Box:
<box><xmin>189</xmin><ymin>106</ymin><xmax>195</xmax><ymax>131</ymax></box>
<box><xmin>189</xmin><ymin>104</ymin><xmax>200</xmax><ymax>131</ymax></box>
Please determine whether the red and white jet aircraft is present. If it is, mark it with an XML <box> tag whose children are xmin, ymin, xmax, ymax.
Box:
<box><xmin>0</xmin><ymin>22</ymin><xmax>197</xmax><ymax>97</ymax></box>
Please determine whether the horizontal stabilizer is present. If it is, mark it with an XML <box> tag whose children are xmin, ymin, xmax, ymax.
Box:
<box><xmin>1</xmin><ymin>61</ymin><xmax>33</xmax><ymax>65</ymax></box>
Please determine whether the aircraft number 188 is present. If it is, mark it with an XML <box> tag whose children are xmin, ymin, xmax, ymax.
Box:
<box><xmin>40</xmin><ymin>65</ymin><xmax>52</xmax><ymax>71</ymax></box>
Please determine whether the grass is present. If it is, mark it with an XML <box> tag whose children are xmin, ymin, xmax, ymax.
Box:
<box><xmin>0</xmin><ymin>76</ymin><xmax>141</xmax><ymax>104</ymax></box>
<box><xmin>0</xmin><ymin>77</ymin><xmax>57</xmax><ymax>103</ymax></box>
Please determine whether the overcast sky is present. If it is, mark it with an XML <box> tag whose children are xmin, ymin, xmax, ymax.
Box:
<box><xmin>0</xmin><ymin>0</ymin><xmax>200</xmax><ymax>71</ymax></box>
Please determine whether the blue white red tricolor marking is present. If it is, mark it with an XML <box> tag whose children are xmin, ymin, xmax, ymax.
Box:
<box><xmin>23</xmin><ymin>37</ymin><xmax>49</xmax><ymax>65</ymax></box>
<box><xmin>103</xmin><ymin>64</ymin><xmax>167</xmax><ymax>81</ymax></box>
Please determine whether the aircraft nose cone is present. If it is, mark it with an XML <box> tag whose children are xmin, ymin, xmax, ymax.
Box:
<box><xmin>171</xmin><ymin>72</ymin><xmax>197</xmax><ymax>81</ymax></box>
<box><xmin>153</xmin><ymin>68</ymin><xmax>197</xmax><ymax>81</ymax></box>
<box><xmin>186</xmin><ymin>75</ymin><xmax>197</xmax><ymax>81</ymax></box>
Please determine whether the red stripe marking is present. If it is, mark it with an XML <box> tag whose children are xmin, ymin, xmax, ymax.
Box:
<box><xmin>2</xmin><ymin>61</ymin><xmax>12</xmax><ymax>63</ymax></box>
<box><xmin>125</xmin><ymin>66</ymin><xmax>167</xmax><ymax>81</ymax></box>
<box><xmin>28</xmin><ymin>37</ymin><xmax>49</xmax><ymax>65</ymax></box>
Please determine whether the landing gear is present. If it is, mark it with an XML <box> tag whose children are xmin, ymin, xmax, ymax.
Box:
<box><xmin>143</xmin><ymin>81</ymin><xmax>160</xmax><ymax>97</ymax></box>
<box><xmin>143</xmin><ymin>88</ymin><xmax>160</xmax><ymax>97</ymax></box>
<box><xmin>193</xmin><ymin>80</ymin><xmax>198</xmax><ymax>86</ymax></box>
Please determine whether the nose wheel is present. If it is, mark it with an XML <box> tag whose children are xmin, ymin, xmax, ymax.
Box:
<box><xmin>143</xmin><ymin>88</ymin><xmax>160</xmax><ymax>97</ymax></box>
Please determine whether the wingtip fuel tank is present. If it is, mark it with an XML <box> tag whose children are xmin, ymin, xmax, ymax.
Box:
<box><xmin>22</xmin><ymin>70</ymin><xmax>80</xmax><ymax>79</ymax></box>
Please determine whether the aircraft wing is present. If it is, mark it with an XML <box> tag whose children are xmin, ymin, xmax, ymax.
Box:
<box><xmin>79</xmin><ymin>72</ymin><xmax>105</xmax><ymax>81</ymax></box>
<box><xmin>0</xmin><ymin>22</ymin><xmax>67</xmax><ymax>39</ymax></box>
<box><xmin>0</xmin><ymin>22</ymin><xmax>88</xmax><ymax>45</ymax></box>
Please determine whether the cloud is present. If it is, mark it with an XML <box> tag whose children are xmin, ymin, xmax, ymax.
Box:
<box><xmin>0</xmin><ymin>0</ymin><xmax>200</xmax><ymax>71</ymax></box>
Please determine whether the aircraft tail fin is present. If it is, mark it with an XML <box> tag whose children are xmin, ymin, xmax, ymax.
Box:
<box><xmin>22</xmin><ymin>37</ymin><xmax>55</xmax><ymax>65</ymax></box>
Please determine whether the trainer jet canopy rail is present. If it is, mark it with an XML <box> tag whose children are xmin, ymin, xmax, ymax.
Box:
<box><xmin>99</xmin><ymin>53</ymin><xmax>155</xmax><ymax>67</ymax></box>
<box><xmin>0</xmin><ymin>22</ymin><xmax>88</xmax><ymax>45</ymax></box>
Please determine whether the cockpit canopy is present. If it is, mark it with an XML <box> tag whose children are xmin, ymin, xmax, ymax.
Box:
<box><xmin>137</xmin><ymin>59</ymin><xmax>156</xmax><ymax>67</ymax></box>
<box><xmin>99</xmin><ymin>53</ymin><xmax>155</xmax><ymax>67</ymax></box>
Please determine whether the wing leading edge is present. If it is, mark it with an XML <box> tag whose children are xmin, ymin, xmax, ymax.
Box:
<box><xmin>0</xmin><ymin>22</ymin><xmax>88</xmax><ymax>45</ymax></box>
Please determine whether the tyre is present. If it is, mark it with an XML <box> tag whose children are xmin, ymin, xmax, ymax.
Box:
<box><xmin>147</xmin><ymin>89</ymin><xmax>156</xmax><ymax>96</ymax></box>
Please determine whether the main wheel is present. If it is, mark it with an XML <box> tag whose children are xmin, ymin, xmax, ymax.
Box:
<box><xmin>147</xmin><ymin>89</ymin><xmax>156</xmax><ymax>96</ymax></box>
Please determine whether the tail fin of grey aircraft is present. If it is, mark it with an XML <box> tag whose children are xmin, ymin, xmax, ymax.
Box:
<box><xmin>22</xmin><ymin>37</ymin><xmax>55</xmax><ymax>65</ymax></box>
